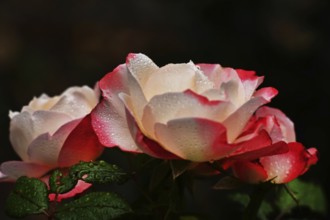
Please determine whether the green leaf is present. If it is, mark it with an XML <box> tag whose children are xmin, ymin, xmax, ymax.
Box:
<box><xmin>5</xmin><ymin>176</ymin><xmax>49</xmax><ymax>218</ymax></box>
<box><xmin>49</xmin><ymin>169</ymin><xmax>78</xmax><ymax>194</ymax></box>
<box><xmin>70</xmin><ymin>160</ymin><xmax>127</xmax><ymax>184</ymax></box>
<box><xmin>276</xmin><ymin>179</ymin><xmax>327</xmax><ymax>214</ymax></box>
<box><xmin>54</xmin><ymin>192</ymin><xmax>132</xmax><ymax>220</ymax></box>
<box><xmin>229</xmin><ymin>193</ymin><xmax>274</xmax><ymax>220</ymax></box>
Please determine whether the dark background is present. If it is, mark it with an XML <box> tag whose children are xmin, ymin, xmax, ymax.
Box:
<box><xmin>0</xmin><ymin>0</ymin><xmax>329</xmax><ymax>219</ymax></box>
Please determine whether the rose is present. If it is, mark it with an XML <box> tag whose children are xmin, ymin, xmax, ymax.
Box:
<box><xmin>0</xmin><ymin>86</ymin><xmax>104</xmax><ymax>199</ymax></box>
<box><xmin>92</xmin><ymin>53</ymin><xmax>317</xmax><ymax>183</ymax></box>
<box><xmin>92</xmin><ymin>53</ymin><xmax>283</xmax><ymax>161</ymax></box>
<box><xmin>230</xmin><ymin>106</ymin><xmax>318</xmax><ymax>183</ymax></box>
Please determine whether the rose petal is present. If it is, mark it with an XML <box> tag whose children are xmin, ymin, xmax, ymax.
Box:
<box><xmin>92</xmin><ymin>98</ymin><xmax>142</xmax><ymax>152</ymax></box>
<box><xmin>235</xmin><ymin>69</ymin><xmax>264</xmax><ymax>101</ymax></box>
<box><xmin>154</xmin><ymin>118</ymin><xmax>236</xmax><ymax>162</ymax></box>
<box><xmin>196</xmin><ymin>64</ymin><xmax>223</xmax><ymax>88</ymax></box>
<box><xmin>141</xmin><ymin>90</ymin><xmax>234</xmax><ymax>138</ymax></box>
<box><xmin>23</xmin><ymin>94</ymin><xmax>60</xmax><ymax>112</ymax></box>
<box><xmin>238</xmin><ymin>115</ymin><xmax>284</xmax><ymax>143</ymax></box>
<box><xmin>135</xmin><ymin>128</ymin><xmax>179</xmax><ymax>159</ymax></box>
<box><xmin>233</xmin><ymin>161</ymin><xmax>268</xmax><ymax>184</ymax></box>
<box><xmin>58</xmin><ymin>114</ymin><xmax>104</xmax><ymax>167</ymax></box>
<box><xmin>0</xmin><ymin>171</ymin><xmax>9</xmax><ymax>181</ymax></box>
<box><xmin>260</xmin><ymin>142</ymin><xmax>313</xmax><ymax>183</ymax></box>
<box><xmin>0</xmin><ymin>161</ymin><xmax>51</xmax><ymax>180</ymax></box>
<box><xmin>194</xmin><ymin>68</ymin><xmax>215</xmax><ymax>94</ymax></box>
<box><xmin>229</xmin><ymin>140</ymin><xmax>289</xmax><ymax>161</ymax></box>
<box><xmin>118</xmin><ymin>64</ymin><xmax>148</xmax><ymax>128</ymax></box>
<box><xmin>223</xmin><ymin>87</ymin><xmax>278</xmax><ymax>143</ymax></box>
<box><xmin>126</xmin><ymin>53</ymin><xmax>159</xmax><ymax>87</ymax></box>
<box><xmin>49</xmin><ymin>180</ymin><xmax>92</xmax><ymax>202</ymax></box>
<box><xmin>217</xmin><ymin>68</ymin><xmax>246</xmax><ymax>106</ymax></box>
<box><xmin>9</xmin><ymin>111</ymin><xmax>73</xmax><ymax>162</ymax></box>
<box><xmin>143</xmin><ymin>62</ymin><xmax>197</xmax><ymax>101</ymax></box>
<box><xmin>27</xmin><ymin>119</ymin><xmax>81</xmax><ymax>167</ymax></box>
<box><xmin>50</xmin><ymin>86</ymin><xmax>98</xmax><ymax>119</ymax></box>
<box><xmin>256</xmin><ymin>106</ymin><xmax>296</xmax><ymax>142</ymax></box>
<box><xmin>92</xmin><ymin>65</ymin><xmax>142</xmax><ymax>152</ymax></box>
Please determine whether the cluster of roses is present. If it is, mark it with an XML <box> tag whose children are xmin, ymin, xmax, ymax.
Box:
<box><xmin>0</xmin><ymin>53</ymin><xmax>318</xmax><ymax>199</ymax></box>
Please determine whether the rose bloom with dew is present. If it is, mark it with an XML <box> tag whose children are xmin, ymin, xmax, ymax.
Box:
<box><xmin>0</xmin><ymin>86</ymin><xmax>104</xmax><ymax>200</ymax></box>
<box><xmin>91</xmin><ymin>53</ymin><xmax>317</xmax><ymax>184</ymax></box>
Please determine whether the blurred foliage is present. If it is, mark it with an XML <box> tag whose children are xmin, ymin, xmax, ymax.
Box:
<box><xmin>229</xmin><ymin>179</ymin><xmax>327</xmax><ymax>219</ymax></box>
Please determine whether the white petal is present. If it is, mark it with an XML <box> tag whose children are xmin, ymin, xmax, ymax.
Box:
<box><xmin>194</xmin><ymin>66</ymin><xmax>215</xmax><ymax>93</ymax></box>
<box><xmin>143</xmin><ymin>63</ymin><xmax>197</xmax><ymax>100</ymax></box>
<box><xmin>223</xmin><ymin>96</ymin><xmax>271</xmax><ymax>143</ymax></box>
<box><xmin>218</xmin><ymin>68</ymin><xmax>246</xmax><ymax>107</ymax></box>
<box><xmin>126</xmin><ymin>53</ymin><xmax>159</xmax><ymax>87</ymax></box>
<box><xmin>50</xmin><ymin>86</ymin><xmax>98</xmax><ymax>119</ymax></box>
<box><xmin>9</xmin><ymin>111</ymin><xmax>72</xmax><ymax>161</ymax></box>
<box><xmin>0</xmin><ymin>161</ymin><xmax>52</xmax><ymax>180</ymax></box>
<box><xmin>141</xmin><ymin>91</ymin><xmax>234</xmax><ymax>138</ymax></box>
<box><xmin>154</xmin><ymin>118</ymin><xmax>234</xmax><ymax>162</ymax></box>
<box><xmin>28</xmin><ymin>119</ymin><xmax>81</xmax><ymax>166</ymax></box>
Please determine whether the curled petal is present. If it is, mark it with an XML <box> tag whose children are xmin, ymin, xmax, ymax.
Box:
<box><xmin>235</xmin><ymin>69</ymin><xmax>264</xmax><ymax>101</ymax></box>
<box><xmin>256</xmin><ymin>106</ymin><xmax>296</xmax><ymax>142</ymax></box>
<box><xmin>223</xmin><ymin>88</ymin><xmax>278</xmax><ymax>143</ymax></box>
<box><xmin>126</xmin><ymin>53</ymin><xmax>159</xmax><ymax>87</ymax></box>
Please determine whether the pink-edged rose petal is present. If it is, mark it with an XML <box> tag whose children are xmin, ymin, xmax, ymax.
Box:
<box><xmin>223</xmin><ymin>87</ymin><xmax>278</xmax><ymax>142</ymax></box>
<box><xmin>233</xmin><ymin>161</ymin><xmax>268</xmax><ymax>184</ymax></box>
<box><xmin>229</xmin><ymin>140</ymin><xmax>289</xmax><ymax>161</ymax></box>
<box><xmin>91</xmin><ymin>98</ymin><xmax>142</xmax><ymax>153</ymax></box>
<box><xmin>260</xmin><ymin>142</ymin><xmax>317</xmax><ymax>183</ymax></box>
<box><xmin>28</xmin><ymin>119</ymin><xmax>81</xmax><ymax>167</ymax></box>
<box><xmin>49</xmin><ymin>180</ymin><xmax>92</xmax><ymax>202</ymax></box>
<box><xmin>58</xmin><ymin>114</ymin><xmax>104</xmax><ymax>167</ymax></box>
<box><xmin>196</xmin><ymin>64</ymin><xmax>223</xmax><ymax>88</ymax></box>
<box><xmin>141</xmin><ymin>90</ymin><xmax>234</xmax><ymax>138</ymax></box>
<box><xmin>256</xmin><ymin>106</ymin><xmax>296</xmax><ymax>142</ymax></box>
<box><xmin>135</xmin><ymin>128</ymin><xmax>180</xmax><ymax>159</ymax></box>
<box><xmin>92</xmin><ymin>64</ymin><xmax>141</xmax><ymax>152</ymax></box>
<box><xmin>235</xmin><ymin>69</ymin><xmax>264</xmax><ymax>101</ymax></box>
<box><xmin>126</xmin><ymin>53</ymin><xmax>159</xmax><ymax>87</ymax></box>
<box><xmin>9</xmin><ymin>111</ymin><xmax>72</xmax><ymax>161</ymax></box>
<box><xmin>0</xmin><ymin>161</ymin><xmax>51</xmax><ymax>180</ymax></box>
<box><xmin>154</xmin><ymin>118</ymin><xmax>237</xmax><ymax>162</ymax></box>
